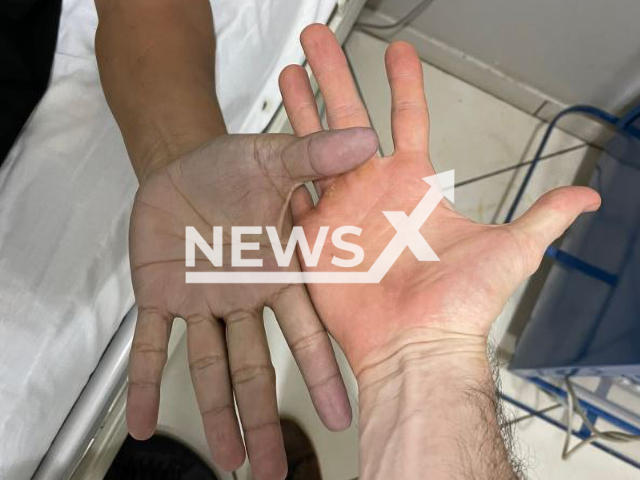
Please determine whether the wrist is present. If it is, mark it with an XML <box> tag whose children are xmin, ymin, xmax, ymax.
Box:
<box><xmin>356</xmin><ymin>330</ymin><xmax>516</xmax><ymax>480</ymax></box>
<box><xmin>132</xmin><ymin>122</ymin><xmax>224</xmax><ymax>183</ymax></box>
<box><xmin>357</xmin><ymin>329</ymin><xmax>494</xmax><ymax>441</ymax></box>
<box><xmin>356</xmin><ymin>327</ymin><xmax>490</xmax><ymax>393</ymax></box>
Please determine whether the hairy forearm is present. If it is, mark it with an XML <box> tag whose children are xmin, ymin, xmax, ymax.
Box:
<box><xmin>357</xmin><ymin>331</ymin><xmax>520</xmax><ymax>480</ymax></box>
<box><xmin>94</xmin><ymin>0</ymin><xmax>226</xmax><ymax>180</ymax></box>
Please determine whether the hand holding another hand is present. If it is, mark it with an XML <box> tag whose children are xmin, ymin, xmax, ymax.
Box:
<box><xmin>127</xmin><ymin>128</ymin><xmax>377</xmax><ymax>479</ymax></box>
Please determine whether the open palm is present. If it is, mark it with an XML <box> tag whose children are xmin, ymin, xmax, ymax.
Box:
<box><xmin>127</xmin><ymin>130</ymin><xmax>377</xmax><ymax>479</ymax></box>
<box><xmin>279</xmin><ymin>25</ymin><xmax>600</xmax><ymax>374</ymax></box>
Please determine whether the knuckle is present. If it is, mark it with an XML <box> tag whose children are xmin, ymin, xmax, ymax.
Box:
<box><xmin>328</xmin><ymin>102</ymin><xmax>364</xmax><ymax>123</ymax></box>
<box><xmin>292</xmin><ymin>101</ymin><xmax>318</xmax><ymax>119</ymax></box>
<box><xmin>131</xmin><ymin>342</ymin><xmax>167</xmax><ymax>360</ymax></box>
<box><xmin>225</xmin><ymin>309</ymin><xmax>260</xmax><ymax>326</ymax></box>
<box><xmin>188</xmin><ymin>314</ymin><xmax>211</xmax><ymax>327</ymax></box>
<box><xmin>201</xmin><ymin>403</ymin><xmax>234</xmax><ymax>419</ymax></box>
<box><xmin>128</xmin><ymin>379</ymin><xmax>159</xmax><ymax>389</ymax></box>
<box><xmin>308</xmin><ymin>371</ymin><xmax>342</xmax><ymax>391</ymax></box>
<box><xmin>231</xmin><ymin>364</ymin><xmax>276</xmax><ymax>387</ymax></box>
<box><xmin>189</xmin><ymin>354</ymin><xmax>227</xmax><ymax>375</ymax></box>
<box><xmin>242</xmin><ymin>419</ymin><xmax>280</xmax><ymax>435</ymax></box>
<box><xmin>289</xmin><ymin>329</ymin><xmax>326</xmax><ymax>355</ymax></box>
<box><xmin>392</xmin><ymin>100</ymin><xmax>424</xmax><ymax>115</ymax></box>
<box><xmin>137</xmin><ymin>305</ymin><xmax>168</xmax><ymax>319</ymax></box>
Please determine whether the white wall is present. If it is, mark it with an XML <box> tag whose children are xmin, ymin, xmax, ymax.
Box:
<box><xmin>365</xmin><ymin>0</ymin><xmax>640</xmax><ymax>114</ymax></box>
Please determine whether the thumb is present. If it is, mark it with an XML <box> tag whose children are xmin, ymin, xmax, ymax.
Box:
<box><xmin>510</xmin><ymin>186</ymin><xmax>601</xmax><ymax>252</ymax></box>
<box><xmin>280</xmin><ymin>127</ymin><xmax>378</xmax><ymax>182</ymax></box>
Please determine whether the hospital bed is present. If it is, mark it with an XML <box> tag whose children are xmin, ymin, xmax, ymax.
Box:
<box><xmin>0</xmin><ymin>0</ymin><xmax>366</xmax><ymax>478</ymax></box>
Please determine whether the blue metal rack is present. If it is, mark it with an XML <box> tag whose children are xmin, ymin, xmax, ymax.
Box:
<box><xmin>506</xmin><ymin>103</ymin><xmax>640</xmax><ymax>468</ymax></box>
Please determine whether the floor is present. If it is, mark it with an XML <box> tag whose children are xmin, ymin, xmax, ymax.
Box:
<box><xmin>343</xmin><ymin>30</ymin><xmax>640</xmax><ymax>480</ymax></box>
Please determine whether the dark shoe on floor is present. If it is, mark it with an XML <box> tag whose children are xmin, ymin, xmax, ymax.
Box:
<box><xmin>281</xmin><ymin>419</ymin><xmax>321</xmax><ymax>480</ymax></box>
<box><xmin>104</xmin><ymin>434</ymin><xmax>218</xmax><ymax>480</ymax></box>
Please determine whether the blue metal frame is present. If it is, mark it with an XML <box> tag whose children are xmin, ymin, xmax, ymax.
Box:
<box><xmin>500</xmin><ymin>390</ymin><xmax>640</xmax><ymax>470</ymax></box>
<box><xmin>504</xmin><ymin>103</ymin><xmax>640</xmax><ymax>469</ymax></box>
<box><xmin>509</xmin><ymin>106</ymin><xmax>640</xmax><ymax>376</ymax></box>
<box><xmin>504</xmin><ymin>103</ymin><xmax>640</xmax><ymax>224</ymax></box>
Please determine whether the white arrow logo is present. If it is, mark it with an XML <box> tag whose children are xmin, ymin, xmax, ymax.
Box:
<box><xmin>186</xmin><ymin>170</ymin><xmax>454</xmax><ymax>284</ymax></box>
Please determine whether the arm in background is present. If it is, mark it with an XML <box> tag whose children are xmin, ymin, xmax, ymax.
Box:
<box><xmin>95</xmin><ymin>0</ymin><xmax>225</xmax><ymax>180</ymax></box>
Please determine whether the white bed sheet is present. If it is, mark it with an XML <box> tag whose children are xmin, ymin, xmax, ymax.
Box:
<box><xmin>0</xmin><ymin>0</ymin><xmax>336</xmax><ymax>478</ymax></box>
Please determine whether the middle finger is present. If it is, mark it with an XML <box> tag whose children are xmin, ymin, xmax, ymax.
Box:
<box><xmin>226</xmin><ymin>309</ymin><xmax>286</xmax><ymax>480</ymax></box>
<box><xmin>300</xmin><ymin>24</ymin><xmax>371</xmax><ymax>130</ymax></box>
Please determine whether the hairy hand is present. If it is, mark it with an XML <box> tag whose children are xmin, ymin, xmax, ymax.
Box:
<box><xmin>127</xmin><ymin>129</ymin><xmax>377</xmax><ymax>479</ymax></box>
<box><xmin>279</xmin><ymin>25</ymin><xmax>600</xmax><ymax>376</ymax></box>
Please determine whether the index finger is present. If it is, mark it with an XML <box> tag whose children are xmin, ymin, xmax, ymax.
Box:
<box><xmin>279</xmin><ymin>64</ymin><xmax>323</xmax><ymax>137</ymax></box>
